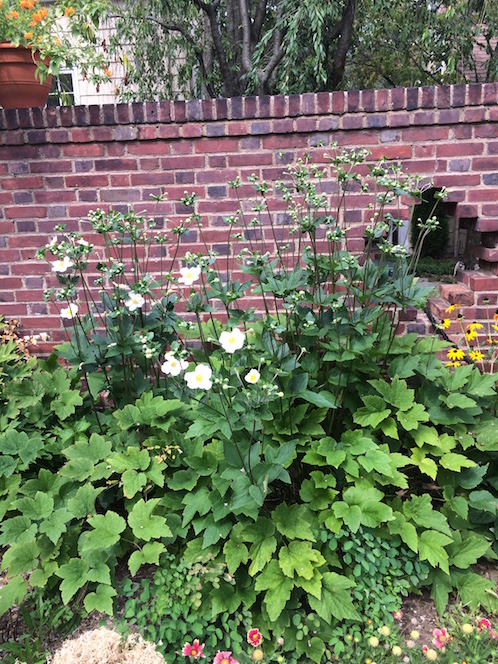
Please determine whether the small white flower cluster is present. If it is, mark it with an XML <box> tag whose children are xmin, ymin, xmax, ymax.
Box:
<box><xmin>135</xmin><ymin>331</ymin><xmax>158</xmax><ymax>360</ymax></box>
<box><xmin>161</xmin><ymin>352</ymin><xmax>189</xmax><ymax>376</ymax></box>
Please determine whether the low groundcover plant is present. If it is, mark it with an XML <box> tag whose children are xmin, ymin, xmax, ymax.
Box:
<box><xmin>0</xmin><ymin>147</ymin><xmax>497</xmax><ymax>664</ymax></box>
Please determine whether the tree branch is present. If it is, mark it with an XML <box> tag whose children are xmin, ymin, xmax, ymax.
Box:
<box><xmin>257</xmin><ymin>2</ymin><xmax>284</xmax><ymax>93</ymax></box>
<box><xmin>239</xmin><ymin>0</ymin><xmax>253</xmax><ymax>73</ymax></box>
<box><xmin>253</xmin><ymin>0</ymin><xmax>268</xmax><ymax>43</ymax></box>
<box><xmin>330</xmin><ymin>0</ymin><xmax>358</xmax><ymax>89</ymax></box>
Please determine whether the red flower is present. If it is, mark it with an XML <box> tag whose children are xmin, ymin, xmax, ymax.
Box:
<box><xmin>247</xmin><ymin>629</ymin><xmax>263</xmax><ymax>647</ymax></box>
<box><xmin>212</xmin><ymin>653</ymin><xmax>238</xmax><ymax>664</ymax></box>
<box><xmin>182</xmin><ymin>640</ymin><xmax>206</xmax><ymax>659</ymax></box>
<box><xmin>392</xmin><ymin>610</ymin><xmax>403</xmax><ymax>622</ymax></box>
<box><xmin>432</xmin><ymin>627</ymin><xmax>450</xmax><ymax>649</ymax></box>
<box><xmin>477</xmin><ymin>618</ymin><xmax>491</xmax><ymax>632</ymax></box>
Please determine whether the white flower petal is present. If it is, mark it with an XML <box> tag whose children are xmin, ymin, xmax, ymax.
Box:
<box><xmin>219</xmin><ymin>328</ymin><xmax>245</xmax><ymax>353</ymax></box>
<box><xmin>244</xmin><ymin>369</ymin><xmax>260</xmax><ymax>384</ymax></box>
<box><xmin>60</xmin><ymin>303</ymin><xmax>79</xmax><ymax>319</ymax></box>
<box><xmin>178</xmin><ymin>266</ymin><xmax>201</xmax><ymax>286</ymax></box>
<box><xmin>185</xmin><ymin>363</ymin><xmax>212</xmax><ymax>390</ymax></box>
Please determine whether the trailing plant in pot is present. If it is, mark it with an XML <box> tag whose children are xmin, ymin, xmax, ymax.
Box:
<box><xmin>0</xmin><ymin>0</ymin><xmax>110</xmax><ymax>108</ymax></box>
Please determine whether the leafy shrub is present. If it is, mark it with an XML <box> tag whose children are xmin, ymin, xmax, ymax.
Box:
<box><xmin>415</xmin><ymin>257</ymin><xmax>456</xmax><ymax>277</ymax></box>
<box><xmin>119</xmin><ymin>551</ymin><xmax>252</xmax><ymax>662</ymax></box>
<box><xmin>1</xmin><ymin>147</ymin><xmax>497</xmax><ymax>664</ymax></box>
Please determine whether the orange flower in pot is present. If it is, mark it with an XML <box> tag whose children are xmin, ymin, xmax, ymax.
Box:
<box><xmin>0</xmin><ymin>0</ymin><xmax>111</xmax><ymax>108</ymax></box>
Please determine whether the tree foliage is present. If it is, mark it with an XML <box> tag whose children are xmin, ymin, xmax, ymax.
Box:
<box><xmin>103</xmin><ymin>0</ymin><xmax>498</xmax><ymax>99</ymax></box>
<box><xmin>104</xmin><ymin>0</ymin><xmax>359</xmax><ymax>99</ymax></box>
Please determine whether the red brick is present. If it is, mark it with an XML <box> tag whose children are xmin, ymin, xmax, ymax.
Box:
<box><xmin>460</xmin><ymin>270</ymin><xmax>498</xmax><ymax>291</ymax></box>
<box><xmin>65</xmin><ymin>175</ymin><xmax>109</xmax><ymax>188</ymax></box>
<box><xmin>225</xmin><ymin>121</ymin><xmax>246</xmax><ymax>136</ymax></box>
<box><xmin>107</xmin><ymin>144</ymin><xmax>125</xmax><ymax>157</ymax></box>
<box><xmin>67</xmin><ymin>204</ymin><xmax>109</xmax><ymax>218</ymax></box>
<box><xmin>456</xmin><ymin>203</ymin><xmax>478</xmax><ymax>217</ymax></box>
<box><xmin>11</xmin><ymin>262</ymin><xmax>47</xmax><ymax>275</ymax></box>
<box><xmin>157</xmin><ymin>125</ymin><xmax>180</xmax><ymax>140</ymax></box>
<box><xmin>473</xmin><ymin>157</ymin><xmax>498</xmax><ymax>170</ymax></box>
<box><xmin>439</xmin><ymin>283</ymin><xmax>475</xmax><ymax>305</ymax></box>
<box><xmin>437</xmin><ymin>142</ymin><xmax>484</xmax><ymax>157</ymax></box>
<box><xmin>62</xmin><ymin>143</ymin><xmax>104</xmax><ymax>157</ymax></box>
<box><xmin>5</xmin><ymin>206</ymin><xmax>46</xmax><ymax>219</ymax></box>
<box><xmin>414</xmin><ymin>144</ymin><xmax>435</xmax><ymax>157</ymax></box>
<box><xmin>228</xmin><ymin>153</ymin><xmax>272</xmax><ymax>167</ymax></box>
<box><xmin>101</xmin><ymin>189</ymin><xmax>140</xmax><ymax>203</ymax></box>
<box><xmin>475</xmin><ymin>218</ymin><xmax>498</xmax><ymax>232</ymax></box>
<box><xmin>0</xmin><ymin>303</ymin><xmax>27</xmax><ymax>315</ymax></box>
<box><xmin>0</xmin><ymin>277</ymin><xmax>22</xmax><ymax>289</ymax></box>
<box><xmin>402</xmin><ymin>127</ymin><xmax>449</xmax><ymax>141</ymax></box>
<box><xmin>128</xmin><ymin>142</ymin><xmax>170</xmax><ymax>155</ymax></box>
<box><xmin>335</xmin><ymin>130</ymin><xmax>379</xmax><ymax>146</ymax></box>
<box><xmin>110</xmin><ymin>174</ymin><xmax>131</xmax><ymax>187</ymax></box>
<box><xmin>369</xmin><ymin>145</ymin><xmax>412</xmax><ymax>160</ymax></box>
<box><xmin>433</xmin><ymin>174</ymin><xmax>481</xmax><ymax>186</ymax></box>
<box><xmin>130</xmin><ymin>173</ymin><xmax>175</xmax><ymax>186</ymax></box>
<box><xmin>138</xmin><ymin>126</ymin><xmax>157</xmax><ymax>140</ymax></box>
<box><xmin>474</xmin><ymin>125</ymin><xmax>498</xmax><ymax>138</ymax></box>
<box><xmin>1</xmin><ymin>176</ymin><xmax>43</xmax><ymax>189</ymax></box>
<box><xmin>161</xmin><ymin>155</ymin><xmax>204</xmax><ymax>170</ymax></box>
<box><xmin>182</xmin><ymin>124</ymin><xmax>203</xmax><ymax>138</ymax></box>
<box><xmin>193</xmin><ymin>138</ymin><xmax>239</xmax><ymax>154</ymax></box>
<box><xmin>475</xmin><ymin>246</ymin><xmax>498</xmax><ymax>263</ymax></box>
<box><xmin>34</xmin><ymin>191</ymin><xmax>77</xmax><ymax>204</ymax></box>
<box><xmin>468</xmin><ymin>188</ymin><xmax>498</xmax><ymax>202</ymax></box>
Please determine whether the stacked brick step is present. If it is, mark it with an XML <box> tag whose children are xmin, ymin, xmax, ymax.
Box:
<box><xmin>427</xmin><ymin>271</ymin><xmax>498</xmax><ymax>359</ymax></box>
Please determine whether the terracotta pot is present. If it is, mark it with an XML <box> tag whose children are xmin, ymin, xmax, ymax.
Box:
<box><xmin>0</xmin><ymin>43</ymin><xmax>51</xmax><ymax>109</ymax></box>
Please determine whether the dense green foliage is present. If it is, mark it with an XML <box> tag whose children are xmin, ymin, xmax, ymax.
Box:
<box><xmin>1</xmin><ymin>150</ymin><xmax>497</xmax><ymax>663</ymax></box>
<box><xmin>100</xmin><ymin>0</ymin><xmax>498</xmax><ymax>100</ymax></box>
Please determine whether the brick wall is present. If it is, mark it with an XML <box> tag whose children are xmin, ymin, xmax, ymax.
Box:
<box><xmin>1</xmin><ymin>83</ymin><xmax>498</xmax><ymax>344</ymax></box>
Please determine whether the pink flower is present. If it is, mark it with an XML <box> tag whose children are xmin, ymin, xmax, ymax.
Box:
<box><xmin>212</xmin><ymin>652</ymin><xmax>238</xmax><ymax>664</ymax></box>
<box><xmin>182</xmin><ymin>640</ymin><xmax>205</xmax><ymax>659</ymax></box>
<box><xmin>247</xmin><ymin>629</ymin><xmax>263</xmax><ymax>647</ymax></box>
<box><xmin>432</xmin><ymin>627</ymin><xmax>450</xmax><ymax>649</ymax></box>
<box><xmin>477</xmin><ymin>618</ymin><xmax>491</xmax><ymax>632</ymax></box>
<box><xmin>489</xmin><ymin>629</ymin><xmax>498</xmax><ymax>640</ymax></box>
<box><xmin>393</xmin><ymin>610</ymin><xmax>403</xmax><ymax>622</ymax></box>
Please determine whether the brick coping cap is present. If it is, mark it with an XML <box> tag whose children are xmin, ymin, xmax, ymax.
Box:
<box><xmin>0</xmin><ymin>83</ymin><xmax>496</xmax><ymax>131</ymax></box>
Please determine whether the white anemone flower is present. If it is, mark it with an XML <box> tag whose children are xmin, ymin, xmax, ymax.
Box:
<box><xmin>219</xmin><ymin>327</ymin><xmax>245</xmax><ymax>353</ymax></box>
<box><xmin>161</xmin><ymin>352</ymin><xmax>189</xmax><ymax>377</ymax></box>
<box><xmin>184</xmin><ymin>364</ymin><xmax>212</xmax><ymax>390</ymax></box>
<box><xmin>178</xmin><ymin>266</ymin><xmax>201</xmax><ymax>286</ymax></box>
<box><xmin>244</xmin><ymin>369</ymin><xmax>260</xmax><ymax>384</ymax></box>
<box><xmin>124</xmin><ymin>293</ymin><xmax>145</xmax><ymax>312</ymax></box>
<box><xmin>51</xmin><ymin>256</ymin><xmax>73</xmax><ymax>273</ymax></box>
<box><xmin>60</xmin><ymin>303</ymin><xmax>79</xmax><ymax>319</ymax></box>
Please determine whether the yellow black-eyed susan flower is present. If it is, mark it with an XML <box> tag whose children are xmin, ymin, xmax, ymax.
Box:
<box><xmin>447</xmin><ymin>347</ymin><xmax>465</xmax><ymax>361</ymax></box>
<box><xmin>439</xmin><ymin>319</ymin><xmax>451</xmax><ymax>330</ymax></box>
<box><xmin>467</xmin><ymin>322</ymin><xmax>483</xmax><ymax>331</ymax></box>
<box><xmin>469</xmin><ymin>350</ymin><xmax>484</xmax><ymax>362</ymax></box>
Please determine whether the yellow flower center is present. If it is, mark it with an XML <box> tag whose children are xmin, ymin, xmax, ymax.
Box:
<box><xmin>196</xmin><ymin>374</ymin><xmax>203</xmax><ymax>383</ymax></box>
<box><xmin>229</xmin><ymin>335</ymin><xmax>235</xmax><ymax>344</ymax></box>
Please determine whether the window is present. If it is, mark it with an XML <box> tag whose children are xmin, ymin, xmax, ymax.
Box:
<box><xmin>47</xmin><ymin>68</ymin><xmax>80</xmax><ymax>106</ymax></box>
